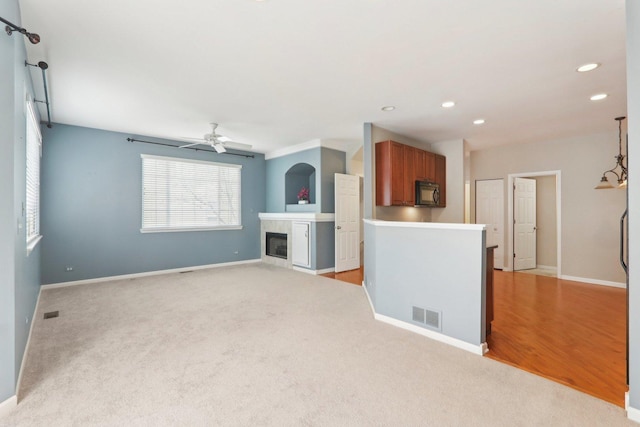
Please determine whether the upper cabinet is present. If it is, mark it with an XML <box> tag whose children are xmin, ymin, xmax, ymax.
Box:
<box><xmin>375</xmin><ymin>140</ymin><xmax>446</xmax><ymax>207</ymax></box>
<box><xmin>434</xmin><ymin>154</ymin><xmax>446</xmax><ymax>207</ymax></box>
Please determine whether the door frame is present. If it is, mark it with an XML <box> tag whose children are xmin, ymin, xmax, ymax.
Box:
<box><xmin>506</xmin><ymin>170</ymin><xmax>561</xmax><ymax>274</ymax></box>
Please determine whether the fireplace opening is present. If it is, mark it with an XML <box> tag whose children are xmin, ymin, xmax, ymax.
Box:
<box><xmin>266</xmin><ymin>232</ymin><xmax>287</xmax><ymax>259</ymax></box>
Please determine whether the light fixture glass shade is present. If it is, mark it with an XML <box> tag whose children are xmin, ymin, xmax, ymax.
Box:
<box><xmin>618</xmin><ymin>179</ymin><xmax>627</xmax><ymax>189</ymax></box>
<box><xmin>595</xmin><ymin>176</ymin><xmax>614</xmax><ymax>189</ymax></box>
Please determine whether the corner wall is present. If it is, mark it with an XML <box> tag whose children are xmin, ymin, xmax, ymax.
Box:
<box><xmin>265</xmin><ymin>147</ymin><xmax>346</xmax><ymax>213</ymax></box>
<box><xmin>40</xmin><ymin>124</ymin><xmax>266</xmax><ymax>284</ymax></box>
<box><xmin>0</xmin><ymin>0</ymin><xmax>41</xmax><ymax>404</ymax></box>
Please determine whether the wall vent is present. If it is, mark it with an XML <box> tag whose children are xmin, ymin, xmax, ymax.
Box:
<box><xmin>412</xmin><ymin>306</ymin><xmax>441</xmax><ymax>331</ymax></box>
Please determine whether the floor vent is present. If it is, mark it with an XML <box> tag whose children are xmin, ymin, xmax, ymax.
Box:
<box><xmin>412</xmin><ymin>306</ymin><xmax>441</xmax><ymax>331</ymax></box>
<box><xmin>179</xmin><ymin>270</ymin><xmax>193</xmax><ymax>274</ymax></box>
<box><xmin>43</xmin><ymin>311</ymin><xmax>59</xmax><ymax>319</ymax></box>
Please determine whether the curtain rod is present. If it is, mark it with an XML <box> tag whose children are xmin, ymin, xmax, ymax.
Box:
<box><xmin>25</xmin><ymin>61</ymin><xmax>52</xmax><ymax>128</ymax></box>
<box><xmin>126</xmin><ymin>138</ymin><xmax>255</xmax><ymax>158</ymax></box>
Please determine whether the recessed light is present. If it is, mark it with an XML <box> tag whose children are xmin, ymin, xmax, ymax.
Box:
<box><xmin>441</xmin><ymin>101</ymin><xmax>455</xmax><ymax>108</ymax></box>
<box><xmin>577</xmin><ymin>63</ymin><xmax>600</xmax><ymax>72</ymax></box>
<box><xmin>381</xmin><ymin>106</ymin><xmax>395</xmax><ymax>111</ymax></box>
<box><xmin>590</xmin><ymin>93</ymin><xmax>608</xmax><ymax>101</ymax></box>
<box><xmin>473</xmin><ymin>119</ymin><xmax>485</xmax><ymax>125</ymax></box>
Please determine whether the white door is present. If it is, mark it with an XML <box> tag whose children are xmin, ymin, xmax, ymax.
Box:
<box><xmin>514</xmin><ymin>177</ymin><xmax>537</xmax><ymax>270</ymax></box>
<box><xmin>476</xmin><ymin>179</ymin><xmax>504</xmax><ymax>269</ymax></box>
<box><xmin>335</xmin><ymin>173</ymin><xmax>360</xmax><ymax>272</ymax></box>
<box><xmin>292</xmin><ymin>222</ymin><xmax>310</xmax><ymax>267</ymax></box>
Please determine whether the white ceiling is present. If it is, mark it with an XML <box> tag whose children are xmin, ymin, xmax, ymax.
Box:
<box><xmin>18</xmin><ymin>0</ymin><xmax>627</xmax><ymax>154</ymax></box>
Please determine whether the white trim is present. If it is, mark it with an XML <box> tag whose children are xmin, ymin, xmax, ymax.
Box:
<box><xmin>560</xmin><ymin>275</ymin><xmax>626</xmax><ymax>289</ymax></box>
<box><xmin>259</xmin><ymin>212</ymin><xmax>335</xmax><ymax>222</ymax></box>
<box><xmin>374</xmin><ymin>313</ymin><xmax>486</xmax><ymax>355</ymax></box>
<box><xmin>41</xmin><ymin>259</ymin><xmax>261</xmax><ymax>289</ymax></box>
<box><xmin>536</xmin><ymin>264</ymin><xmax>556</xmax><ymax>271</ymax></box>
<box><xmin>16</xmin><ymin>286</ymin><xmax>43</xmax><ymax>397</ymax></box>
<box><xmin>364</xmin><ymin>219</ymin><xmax>485</xmax><ymax>231</ymax></box>
<box><xmin>362</xmin><ymin>281</ymin><xmax>375</xmax><ymax>314</ymax></box>
<box><xmin>0</xmin><ymin>395</ymin><xmax>17</xmax><ymax>418</ymax></box>
<box><xmin>140</xmin><ymin>225</ymin><xmax>243</xmax><ymax>233</ymax></box>
<box><xmin>292</xmin><ymin>266</ymin><xmax>335</xmax><ymax>275</ymax></box>
<box><xmin>507</xmin><ymin>170</ymin><xmax>562</xmax><ymax>275</ymax></box>
<box><xmin>626</xmin><ymin>392</ymin><xmax>640</xmax><ymax>423</ymax></box>
<box><xmin>481</xmin><ymin>342</ymin><xmax>489</xmax><ymax>354</ymax></box>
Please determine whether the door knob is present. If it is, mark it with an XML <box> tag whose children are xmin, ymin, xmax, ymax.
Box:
<box><xmin>336</xmin><ymin>226</ymin><xmax>342</xmax><ymax>230</ymax></box>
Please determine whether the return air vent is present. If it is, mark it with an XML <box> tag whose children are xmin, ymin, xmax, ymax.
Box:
<box><xmin>412</xmin><ymin>306</ymin><xmax>441</xmax><ymax>331</ymax></box>
<box><xmin>44</xmin><ymin>311</ymin><xmax>59</xmax><ymax>319</ymax></box>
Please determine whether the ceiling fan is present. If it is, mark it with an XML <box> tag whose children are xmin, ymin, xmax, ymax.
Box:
<box><xmin>180</xmin><ymin>123</ymin><xmax>252</xmax><ymax>153</ymax></box>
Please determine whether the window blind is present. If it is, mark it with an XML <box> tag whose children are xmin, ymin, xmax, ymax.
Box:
<box><xmin>26</xmin><ymin>100</ymin><xmax>41</xmax><ymax>245</ymax></box>
<box><xmin>141</xmin><ymin>154</ymin><xmax>242</xmax><ymax>232</ymax></box>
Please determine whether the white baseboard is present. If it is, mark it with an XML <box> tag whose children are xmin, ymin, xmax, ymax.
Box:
<box><xmin>374</xmin><ymin>313</ymin><xmax>486</xmax><ymax>356</ymax></box>
<box><xmin>560</xmin><ymin>275</ymin><xmax>626</xmax><ymax>289</ymax></box>
<box><xmin>362</xmin><ymin>281</ymin><xmax>375</xmax><ymax>315</ymax></box>
<box><xmin>0</xmin><ymin>395</ymin><xmax>17</xmax><ymax>418</ymax></box>
<box><xmin>536</xmin><ymin>264</ymin><xmax>556</xmax><ymax>271</ymax></box>
<box><xmin>292</xmin><ymin>266</ymin><xmax>334</xmax><ymax>275</ymax></box>
<box><xmin>626</xmin><ymin>392</ymin><xmax>640</xmax><ymax>422</ymax></box>
<box><xmin>16</xmin><ymin>286</ymin><xmax>43</xmax><ymax>397</ymax></box>
<box><xmin>42</xmin><ymin>259</ymin><xmax>262</xmax><ymax>289</ymax></box>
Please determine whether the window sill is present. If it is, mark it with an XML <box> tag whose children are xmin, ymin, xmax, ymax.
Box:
<box><xmin>140</xmin><ymin>225</ymin><xmax>243</xmax><ymax>233</ymax></box>
<box><xmin>26</xmin><ymin>235</ymin><xmax>42</xmax><ymax>256</ymax></box>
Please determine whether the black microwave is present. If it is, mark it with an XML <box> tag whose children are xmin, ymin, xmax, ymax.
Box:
<box><xmin>415</xmin><ymin>181</ymin><xmax>440</xmax><ymax>206</ymax></box>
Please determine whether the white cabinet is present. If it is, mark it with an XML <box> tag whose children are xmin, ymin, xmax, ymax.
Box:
<box><xmin>292</xmin><ymin>221</ymin><xmax>311</xmax><ymax>267</ymax></box>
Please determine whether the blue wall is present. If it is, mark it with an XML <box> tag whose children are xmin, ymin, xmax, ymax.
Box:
<box><xmin>0</xmin><ymin>0</ymin><xmax>42</xmax><ymax>403</ymax></box>
<box><xmin>40</xmin><ymin>124</ymin><xmax>266</xmax><ymax>284</ymax></box>
<box><xmin>265</xmin><ymin>147</ymin><xmax>346</xmax><ymax>213</ymax></box>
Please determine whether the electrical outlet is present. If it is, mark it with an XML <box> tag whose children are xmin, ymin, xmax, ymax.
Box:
<box><xmin>65</xmin><ymin>266</ymin><xmax>73</xmax><ymax>272</ymax></box>
<box><xmin>233</xmin><ymin>250</ymin><xmax>239</xmax><ymax>255</ymax></box>
<box><xmin>25</xmin><ymin>316</ymin><xmax>29</xmax><ymax>325</ymax></box>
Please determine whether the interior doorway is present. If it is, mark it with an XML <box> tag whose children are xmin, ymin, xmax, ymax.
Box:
<box><xmin>507</xmin><ymin>171</ymin><xmax>561</xmax><ymax>276</ymax></box>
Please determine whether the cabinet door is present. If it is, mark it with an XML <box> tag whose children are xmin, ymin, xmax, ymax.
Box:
<box><xmin>435</xmin><ymin>154</ymin><xmax>446</xmax><ymax>207</ymax></box>
<box><xmin>292</xmin><ymin>222</ymin><xmax>310</xmax><ymax>267</ymax></box>
<box><xmin>390</xmin><ymin>142</ymin><xmax>405</xmax><ymax>205</ymax></box>
<box><xmin>415</xmin><ymin>149</ymin><xmax>426</xmax><ymax>180</ymax></box>
<box><xmin>403</xmin><ymin>146</ymin><xmax>416</xmax><ymax>205</ymax></box>
<box><xmin>424</xmin><ymin>152</ymin><xmax>435</xmax><ymax>182</ymax></box>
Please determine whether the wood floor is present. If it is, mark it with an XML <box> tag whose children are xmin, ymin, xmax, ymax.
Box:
<box><xmin>321</xmin><ymin>266</ymin><xmax>363</xmax><ymax>286</ymax></box>
<box><xmin>323</xmin><ymin>266</ymin><xmax>628</xmax><ymax>407</ymax></box>
<box><xmin>487</xmin><ymin>270</ymin><xmax>627</xmax><ymax>407</ymax></box>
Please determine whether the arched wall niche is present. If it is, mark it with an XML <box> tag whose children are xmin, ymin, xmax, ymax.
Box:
<box><xmin>285</xmin><ymin>162</ymin><xmax>316</xmax><ymax>205</ymax></box>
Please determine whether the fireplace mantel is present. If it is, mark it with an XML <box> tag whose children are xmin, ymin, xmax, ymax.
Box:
<box><xmin>258</xmin><ymin>213</ymin><xmax>335</xmax><ymax>222</ymax></box>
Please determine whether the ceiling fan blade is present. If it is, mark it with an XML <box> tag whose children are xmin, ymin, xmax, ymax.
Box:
<box><xmin>213</xmin><ymin>143</ymin><xmax>227</xmax><ymax>153</ymax></box>
<box><xmin>222</xmin><ymin>141</ymin><xmax>253</xmax><ymax>150</ymax></box>
<box><xmin>179</xmin><ymin>142</ymin><xmax>204</xmax><ymax>148</ymax></box>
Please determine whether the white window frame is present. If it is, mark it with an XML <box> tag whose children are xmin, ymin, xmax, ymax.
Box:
<box><xmin>26</xmin><ymin>98</ymin><xmax>42</xmax><ymax>254</ymax></box>
<box><xmin>141</xmin><ymin>154</ymin><xmax>243</xmax><ymax>233</ymax></box>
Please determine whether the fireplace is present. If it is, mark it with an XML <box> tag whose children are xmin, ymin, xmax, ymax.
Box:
<box><xmin>266</xmin><ymin>232</ymin><xmax>288</xmax><ymax>259</ymax></box>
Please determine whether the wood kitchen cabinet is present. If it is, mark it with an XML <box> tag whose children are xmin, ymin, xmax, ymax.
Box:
<box><xmin>435</xmin><ymin>154</ymin><xmax>446</xmax><ymax>207</ymax></box>
<box><xmin>376</xmin><ymin>140</ymin><xmax>446</xmax><ymax>207</ymax></box>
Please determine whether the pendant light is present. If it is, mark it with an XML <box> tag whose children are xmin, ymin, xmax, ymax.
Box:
<box><xmin>595</xmin><ymin>116</ymin><xmax>627</xmax><ymax>189</ymax></box>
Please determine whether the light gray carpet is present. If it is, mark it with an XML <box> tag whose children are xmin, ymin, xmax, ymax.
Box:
<box><xmin>1</xmin><ymin>263</ymin><xmax>633</xmax><ymax>426</ymax></box>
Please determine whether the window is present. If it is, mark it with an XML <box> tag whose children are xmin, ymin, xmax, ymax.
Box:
<box><xmin>26</xmin><ymin>99</ymin><xmax>42</xmax><ymax>252</ymax></box>
<box><xmin>141</xmin><ymin>154</ymin><xmax>242</xmax><ymax>232</ymax></box>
